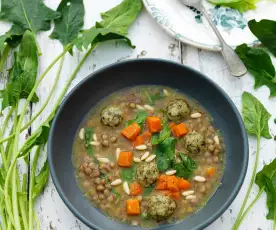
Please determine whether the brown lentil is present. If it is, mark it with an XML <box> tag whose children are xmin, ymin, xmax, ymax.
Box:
<box><xmin>101</xmin><ymin>140</ymin><xmax>109</xmax><ymax>147</ymax></box>
<box><xmin>110</xmin><ymin>136</ymin><xmax>117</xmax><ymax>143</ymax></box>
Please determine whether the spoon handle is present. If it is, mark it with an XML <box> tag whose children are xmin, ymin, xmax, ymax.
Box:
<box><xmin>199</xmin><ymin>5</ymin><xmax>247</xmax><ymax>77</ymax></box>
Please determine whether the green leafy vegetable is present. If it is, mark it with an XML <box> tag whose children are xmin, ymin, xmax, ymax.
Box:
<box><xmin>208</xmin><ymin>0</ymin><xmax>258</xmax><ymax>13</ymax></box>
<box><xmin>1</xmin><ymin>31</ymin><xmax>39</xmax><ymax>110</ymax></box>
<box><xmin>84</xmin><ymin>128</ymin><xmax>94</xmax><ymax>156</ymax></box>
<box><xmin>121</xmin><ymin>164</ymin><xmax>136</xmax><ymax>182</ymax></box>
<box><xmin>32</xmin><ymin>161</ymin><xmax>49</xmax><ymax>199</ymax></box>
<box><xmin>248</xmin><ymin>19</ymin><xmax>276</xmax><ymax>57</ymax></box>
<box><xmin>174</xmin><ymin>153</ymin><xmax>197</xmax><ymax>179</ymax></box>
<box><xmin>233</xmin><ymin>92</ymin><xmax>272</xmax><ymax>229</ymax></box>
<box><xmin>50</xmin><ymin>0</ymin><xmax>85</xmax><ymax>47</ymax></box>
<box><xmin>143</xmin><ymin>186</ymin><xmax>154</xmax><ymax>197</ymax></box>
<box><xmin>0</xmin><ymin>0</ymin><xmax>60</xmax><ymax>47</ymax></box>
<box><xmin>144</xmin><ymin>89</ymin><xmax>165</xmax><ymax>105</ymax></box>
<box><xmin>236</xmin><ymin>44</ymin><xmax>276</xmax><ymax>97</ymax></box>
<box><xmin>155</xmin><ymin>137</ymin><xmax>176</xmax><ymax>172</ymax></box>
<box><xmin>151</xmin><ymin>122</ymin><xmax>171</xmax><ymax>145</ymax></box>
<box><xmin>127</xmin><ymin>110</ymin><xmax>148</xmax><ymax>127</ymax></box>
<box><xmin>99</xmin><ymin>0</ymin><xmax>143</xmax><ymax>34</ymax></box>
<box><xmin>111</xmin><ymin>188</ymin><xmax>120</xmax><ymax>199</ymax></box>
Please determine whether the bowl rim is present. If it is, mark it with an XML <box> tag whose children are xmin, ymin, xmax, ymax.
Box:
<box><xmin>48</xmin><ymin>58</ymin><xmax>249</xmax><ymax>230</ymax></box>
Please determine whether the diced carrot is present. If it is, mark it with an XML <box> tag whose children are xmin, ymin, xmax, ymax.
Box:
<box><xmin>172</xmin><ymin>123</ymin><xmax>188</xmax><ymax>137</ymax></box>
<box><xmin>167</xmin><ymin>176</ymin><xmax>179</xmax><ymax>192</ymax></box>
<box><xmin>118</xmin><ymin>151</ymin><xmax>133</xmax><ymax>167</ymax></box>
<box><xmin>146</xmin><ymin>116</ymin><xmax>162</xmax><ymax>133</ymax></box>
<box><xmin>206</xmin><ymin>167</ymin><xmax>216</xmax><ymax>177</ymax></box>
<box><xmin>170</xmin><ymin>191</ymin><xmax>181</xmax><ymax>200</ymax></box>
<box><xmin>121</xmin><ymin>122</ymin><xmax>141</xmax><ymax>141</ymax></box>
<box><xmin>132</xmin><ymin>132</ymin><xmax>152</xmax><ymax>146</ymax></box>
<box><xmin>169</xmin><ymin>122</ymin><xmax>176</xmax><ymax>129</ymax></box>
<box><xmin>156</xmin><ymin>175</ymin><xmax>168</xmax><ymax>190</ymax></box>
<box><xmin>130</xmin><ymin>183</ymin><xmax>143</xmax><ymax>196</ymax></box>
<box><xmin>178</xmin><ymin>178</ymin><xmax>192</xmax><ymax>190</ymax></box>
<box><xmin>126</xmin><ymin>199</ymin><xmax>140</xmax><ymax>215</ymax></box>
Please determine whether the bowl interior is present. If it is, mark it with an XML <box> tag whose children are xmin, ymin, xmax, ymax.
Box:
<box><xmin>48</xmin><ymin>59</ymin><xmax>248</xmax><ymax>230</ymax></box>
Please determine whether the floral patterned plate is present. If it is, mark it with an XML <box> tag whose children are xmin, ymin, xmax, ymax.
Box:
<box><xmin>143</xmin><ymin>0</ymin><xmax>276</xmax><ymax>51</ymax></box>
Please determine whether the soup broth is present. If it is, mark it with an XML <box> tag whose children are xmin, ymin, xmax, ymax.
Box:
<box><xmin>72</xmin><ymin>86</ymin><xmax>225</xmax><ymax>228</ymax></box>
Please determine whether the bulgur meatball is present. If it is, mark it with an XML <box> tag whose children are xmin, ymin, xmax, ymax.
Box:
<box><xmin>147</xmin><ymin>194</ymin><xmax>177</xmax><ymax>221</ymax></box>
<box><xmin>183</xmin><ymin>131</ymin><xmax>205</xmax><ymax>154</ymax></box>
<box><xmin>101</xmin><ymin>106</ymin><xmax>124</xmax><ymax>127</ymax></box>
<box><xmin>166</xmin><ymin>99</ymin><xmax>190</xmax><ymax>121</ymax></box>
<box><xmin>136</xmin><ymin>162</ymin><xmax>159</xmax><ymax>187</ymax></box>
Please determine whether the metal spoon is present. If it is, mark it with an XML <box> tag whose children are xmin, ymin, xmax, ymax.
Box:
<box><xmin>180</xmin><ymin>0</ymin><xmax>247</xmax><ymax>77</ymax></box>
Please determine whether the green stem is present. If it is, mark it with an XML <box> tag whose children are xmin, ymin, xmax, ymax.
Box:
<box><xmin>0</xmin><ymin>107</ymin><xmax>15</xmax><ymax>171</ymax></box>
<box><xmin>0</xmin><ymin>207</ymin><xmax>7</xmax><ymax>230</ymax></box>
<box><xmin>29</xmin><ymin>146</ymin><xmax>41</xmax><ymax>230</ymax></box>
<box><xmin>232</xmin><ymin>136</ymin><xmax>261</xmax><ymax>229</ymax></box>
<box><xmin>19</xmin><ymin>174</ymin><xmax>28</xmax><ymax>230</ymax></box>
<box><xmin>7</xmin><ymin>221</ymin><xmax>12</xmax><ymax>230</ymax></box>
<box><xmin>34</xmin><ymin>210</ymin><xmax>40</xmax><ymax>230</ymax></box>
<box><xmin>233</xmin><ymin>188</ymin><xmax>263</xmax><ymax>230</ymax></box>
<box><xmin>33</xmin><ymin>33</ymin><xmax>42</xmax><ymax>56</ymax></box>
<box><xmin>12</xmin><ymin>166</ymin><xmax>20</xmax><ymax>229</ymax></box>
<box><xmin>0</xmin><ymin>44</ymin><xmax>10</xmax><ymax>73</ymax></box>
<box><xmin>0</xmin><ymin>44</ymin><xmax>73</xmax><ymax>145</ymax></box>
<box><xmin>7</xmin><ymin>122</ymin><xmax>17</xmax><ymax>167</ymax></box>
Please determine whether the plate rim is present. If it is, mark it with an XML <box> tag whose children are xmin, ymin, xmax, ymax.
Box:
<box><xmin>143</xmin><ymin>0</ymin><xmax>260</xmax><ymax>51</ymax></box>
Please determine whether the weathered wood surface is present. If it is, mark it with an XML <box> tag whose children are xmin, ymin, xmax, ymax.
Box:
<box><xmin>1</xmin><ymin>0</ymin><xmax>276</xmax><ymax>229</ymax></box>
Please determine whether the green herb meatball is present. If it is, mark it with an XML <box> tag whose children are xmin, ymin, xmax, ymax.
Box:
<box><xmin>136</xmin><ymin>162</ymin><xmax>159</xmax><ymax>187</ymax></box>
<box><xmin>101</xmin><ymin>106</ymin><xmax>124</xmax><ymax>127</ymax></box>
<box><xmin>166</xmin><ymin>99</ymin><xmax>190</xmax><ymax>121</ymax></box>
<box><xmin>147</xmin><ymin>194</ymin><xmax>177</xmax><ymax>221</ymax></box>
<box><xmin>183</xmin><ymin>131</ymin><xmax>205</xmax><ymax>154</ymax></box>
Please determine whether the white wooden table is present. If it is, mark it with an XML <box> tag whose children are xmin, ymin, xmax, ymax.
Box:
<box><xmin>1</xmin><ymin>0</ymin><xmax>276</xmax><ymax>229</ymax></box>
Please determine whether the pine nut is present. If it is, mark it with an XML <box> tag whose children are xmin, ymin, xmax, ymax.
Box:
<box><xmin>136</xmin><ymin>105</ymin><xmax>145</xmax><ymax>110</ymax></box>
<box><xmin>93</xmin><ymin>134</ymin><xmax>98</xmax><ymax>141</ymax></box>
<box><xmin>90</xmin><ymin>141</ymin><xmax>100</xmax><ymax>146</ymax></box>
<box><xmin>163</xmin><ymin>89</ymin><xmax>170</xmax><ymax>96</ymax></box>
<box><xmin>165</xmin><ymin>170</ymin><xmax>177</xmax><ymax>176</ymax></box>
<box><xmin>136</xmin><ymin>145</ymin><xmax>147</xmax><ymax>150</ymax></box>
<box><xmin>116</xmin><ymin>148</ymin><xmax>121</xmax><ymax>160</ymax></box>
<box><xmin>79</xmin><ymin>128</ymin><xmax>85</xmax><ymax>140</ymax></box>
<box><xmin>111</xmin><ymin>179</ymin><xmax>122</xmax><ymax>186</ymax></box>
<box><xmin>134</xmin><ymin>157</ymin><xmax>141</xmax><ymax>163</ymax></box>
<box><xmin>191</xmin><ymin>113</ymin><xmax>202</xmax><ymax>118</ymax></box>
<box><xmin>194</xmin><ymin>176</ymin><xmax>206</xmax><ymax>182</ymax></box>
<box><xmin>141</xmin><ymin>151</ymin><xmax>150</xmax><ymax>161</ymax></box>
<box><xmin>145</xmin><ymin>154</ymin><xmax>156</xmax><ymax>162</ymax></box>
<box><xmin>123</xmin><ymin>181</ymin><xmax>130</xmax><ymax>195</ymax></box>
<box><xmin>214</xmin><ymin>135</ymin><xmax>220</xmax><ymax>145</ymax></box>
<box><xmin>97</xmin><ymin>157</ymin><xmax>110</xmax><ymax>163</ymax></box>
<box><xmin>144</xmin><ymin>104</ymin><xmax>154</xmax><ymax>111</ymax></box>
<box><xmin>186</xmin><ymin>195</ymin><xmax>197</xmax><ymax>200</ymax></box>
<box><xmin>182</xmin><ymin>190</ymin><xmax>195</xmax><ymax>196</ymax></box>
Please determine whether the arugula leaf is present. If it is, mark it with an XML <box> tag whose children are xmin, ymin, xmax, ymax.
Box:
<box><xmin>84</xmin><ymin>128</ymin><xmax>94</xmax><ymax>156</ymax></box>
<box><xmin>32</xmin><ymin>160</ymin><xmax>49</xmax><ymax>199</ymax></box>
<box><xmin>208</xmin><ymin>0</ymin><xmax>258</xmax><ymax>12</ymax></box>
<box><xmin>248</xmin><ymin>19</ymin><xmax>276</xmax><ymax>57</ymax></box>
<box><xmin>144</xmin><ymin>90</ymin><xmax>165</xmax><ymax>106</ymax></box>
<box><xmin>111</xmin><ymin>188</ymin><xmax>120</xmax><ymax>199</ymax></box>
<box><xmin>235</xmin><ymin>44</ymin><xmax>276</xmax><ymax>97</ymax></box>
<box><xmin>127</xmin><ymin>110</ymin><xmax>148</xmax><ymax>128</ymax></box>
<box><xmin>179</xmin><ymin>152</ymin><xmax>197</xmax><ymax>171</ymax></box>
<box><xmin>151</xmin><ymin>122</ymin><xmax>171</xmax><ymax>145</ymax></box>
<box><xmin>159</xmin><ymin>137</ymin><xmax>176</xmax><ymax>160</ymax></box>
<box><xmin>121</xmin><ymin>164</ymin><xmax>136</xmax><ymax>182</ymax></box>
<box><xmin>242</xmin><ymin>92</ymin><xmax>271</xmax><ymax>139</ymax></box>
<box><xmin>174</xmin><ymin>163</ymin><xmax>192</xmax><ymax>179</ymax></box>
<box><xmin>99</xmin><ymin>0</ymin><xmax>143</xmax><ymax>34</ymax></box>
<box><xmin>143</xmin><ymin>186</ymin><xmax>154</xmax><ymax>197</ymax></box>
<box><xmin>156</xmin><ymin>157</ymin><xmax>171</xmax><ymax>172</ymax></box>
<box><xmin>0</xmin><ymin>0</ymin><xmax>60</xmax><ymax>35</ymax></box>
<box><xmin>50</xmin><ymin>0</ymin><xmax>85</xmax><ymax>46</ymax></box>
<box><xmin>1</xmin><ymin>31</ymin><xmax>39</xmax><ymax>109</ymax></box>
<box><xmin>256</xmin><ymin>159</ymin><xmax>276</xmax><ymax>220</ymax></box>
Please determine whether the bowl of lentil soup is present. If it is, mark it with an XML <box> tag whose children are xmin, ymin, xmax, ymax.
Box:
<box><xmin>48</xmin><ymin>59</ymin><xmax>248</xmax><ymax>230</ymax></box>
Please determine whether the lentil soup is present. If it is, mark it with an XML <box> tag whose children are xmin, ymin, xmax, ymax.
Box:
<box><xmin>72</xmin><ymin>86</ymin><xmax>225</xmax><ymax>228</ymax></box>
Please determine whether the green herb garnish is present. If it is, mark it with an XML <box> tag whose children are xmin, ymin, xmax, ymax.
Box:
<box><xmin>121</xmin><ymin>164</ymin><xmax>137</xmax><ymax>182</ymax></box>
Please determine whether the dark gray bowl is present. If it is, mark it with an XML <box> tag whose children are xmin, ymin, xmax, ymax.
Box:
<box><xmin>48</xmin><ymin>59</ymin><xmax>248</xmax><ymax>230</ymax></box>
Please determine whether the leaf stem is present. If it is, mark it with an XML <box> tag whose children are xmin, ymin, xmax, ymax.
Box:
<box><xmin>0</xmin><ymin>44</ymin><xmax>10</xmax><ymax>73</ymax></box>
<box><xmin>233</xmin><ymin>188</ymin><xmax>263</xmax><ymax>230</ymax></box>
<box><xmin>29</xmin><ymin>146</ymin><xmax>41</xmax><ymax>230</ymax></box>
<box><xmin>19</xmin><ymin>174</ymin><xmax>28</xmax><ymax>230</ymax></box>
<box><xmin>232</xmin><ymin>136</ymin><xmax>261</xmax><ymax>229</ymax></box>
<box><xmin>0</xmin><ymin>107</ymin><xmax>14</xmax><ymax>171</ymax></box>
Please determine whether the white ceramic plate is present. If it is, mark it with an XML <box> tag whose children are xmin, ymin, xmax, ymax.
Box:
<box><xmin>143</xmin><ymin>0</ymin><xmax>276</xmax><ymax>51</ymax></box>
